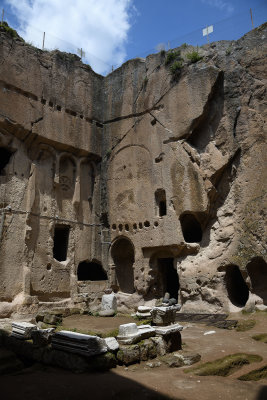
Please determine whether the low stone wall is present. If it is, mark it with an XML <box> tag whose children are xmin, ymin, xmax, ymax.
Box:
<box><xmin>0</xmin><ymin>326</ymin><xmax>182</xmax><ymax>372</ymax></box>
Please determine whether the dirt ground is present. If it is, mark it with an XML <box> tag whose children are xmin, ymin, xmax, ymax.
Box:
<box><xmin>1</xmin><ymin>312</ymin><xmax>267</xmax><ymax>400</ymax></box>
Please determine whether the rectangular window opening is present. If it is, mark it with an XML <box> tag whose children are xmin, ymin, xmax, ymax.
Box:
<box><xmin>155</xmin><ymin>189</ymin><xmax>167</xmax><ymax>217</ymax></box>
<box><xmin>53</xmin><ymin>224</ymin><xmax>70</xmax><ymax>261</ymax></box>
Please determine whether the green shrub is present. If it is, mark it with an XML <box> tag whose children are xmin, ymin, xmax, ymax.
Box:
<box><xmin>186</xmin><ymin>49</ymin><xmax>202</xmax><ymax>63</ymax></box>
<box><xmin>170</xmin><ymin>60</ymin><xmax>183</xmax><ymax>74</ymax></box>
<box><xmin>165</xmin><ymin>50</ymin><xmax>181</xmax><ymax>65</ymax></box>
<box><xmin>181</xmin><ymin>43</ymin><xmax>188</xmax><ymax>49</ymax></box>
<box><xmin>226</xmin><ymin>46</ymin><xmax>232</xmax><ymax>56</ymax></box>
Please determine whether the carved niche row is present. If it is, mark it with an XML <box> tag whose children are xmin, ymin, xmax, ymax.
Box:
<box><xmin>33</xmin><ymin>144</ymin><xmax>96</xmax><ymax>206</ymax></box>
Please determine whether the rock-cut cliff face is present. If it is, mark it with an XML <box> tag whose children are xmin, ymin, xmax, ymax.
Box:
<box><xmin>0</xmin><ymin>23</ymin><xmax>266</xmax><ymax>317</ymax></box>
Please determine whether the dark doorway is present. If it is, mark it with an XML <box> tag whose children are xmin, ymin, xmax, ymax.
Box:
<box><xmin>180</xmin><ymin>213</ymin><xmax>202</xmax><ymax>243</ymax></box>
<box><xmin>53</xmin><ymin>225</ymin><xmax>70</xmax><ymax>261</ymax></box>
<box><xmin>77</xmin><ymin>261</ymin><xmax>107</xmax><ymax>281</ymax></box>
<box><xmin>111</xmin><ymin>238</ymin><xmax>135</xmax><ymax>294</ymax></box>
<box><xmin>247</xmin><ymin>257</ymin><xmax>267</xmax><ymax>305</ymax></box>
<box><xmin>155</xmin><ymin>189</ymin><xmax>167</xmax><ymax>217</ymax></box>
<box><xmin>0</xmin><ymin>147</ymin><xmax>13</xmax><ymax>175</ymax></box>
<box><xmin>158</xmin><ymin>258</ymin><xmax>179</xmax><ymax>300</ymax></box>
<box><xmin>225</xmin><ymin>265</ymin><xmax>249</xmax><ymax>307</ymax></box>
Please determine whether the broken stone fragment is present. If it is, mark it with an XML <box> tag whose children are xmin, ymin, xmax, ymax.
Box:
<box><xmin>104</xmin><ymin>337</ymin><xmax>119</xmax><ymax>352</ymax></box>
<box><xmin>136</xmin><ymin>305</ymin><xmax>152</xmax><ymax>318</ymax></box>
<box><xmin>43</xmin><ymin>313</ymin><xmax>63</xmax><ymax>326</ymax></box>
<box><xmin>99</xmin><ymin>292</ymin><xmax>117</xmax><ymax>317</ymax></box>
<box><xmin>11</xmin><ymin>322</ymin><xmax>37</xmax><ymax>339</ymax></box>
<box><xmin>151</xmin><ymin>305</ymin><xmax>181</xmax><ymax>326</ymax></box>
<box><xmin>31</xmin><ymin>328</ymin><xmax>55</xmax><ymax>346</ymax></box>
<box><xmin>117</xmin><ymin>323</ymin><xmax>155</xmax><ymax>345</ymax></box>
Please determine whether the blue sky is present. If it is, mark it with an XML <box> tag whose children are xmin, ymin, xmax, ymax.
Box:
<box><xmin>1</xmin><ymin>0</ymin><xmax>266</xmax><ymax>74</ymax></box>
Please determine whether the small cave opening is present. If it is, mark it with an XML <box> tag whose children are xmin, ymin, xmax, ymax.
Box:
<box><xmin>158</xmin><ymin>258</ymin><xmax>179</xmax><ymax>300</ymax></box>
<box><xmin>155</xmin><ymin>189</ymin><xmax>167</xmax><ymax>217</ymax></box>
<box><xmin>111</xmin><ymin>237</ymin><xmax>135</xmax><ymax>294</ymax></box>
<box><xmin>53</xmin><ymin>225</ymin><xmax>70</xmax><ymax>262</ymax></box>
<box><xmin>225</xmin><ymin>265</ymin><xmax>249</xmax><ymax>307</ymax></box>
<box><xmin>180</xmin><ymin>213</ymin><xmax>202</xmax><ymax>243</ymax></box>
<box><xmin>247</xmin><ymin>257</ymin><xmax>267</xmax><ymax>305</ymax></box>
<box><xmin>77</xmin><ymin>261</ymin><xmax>107</xmax><ymax>281</ymax></box>
<box><xmin>0</xmin><ymin>147</ymin><xmax>13</xmax><ymax>175</ymax></box>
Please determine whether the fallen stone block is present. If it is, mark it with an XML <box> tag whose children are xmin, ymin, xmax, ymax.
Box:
<box><xmin>139</xmin><ymin>339</ymin><xmax>157</xmax><ymax>361</ymax></box>
<box><xmin>117</xmin><ymin>323</ymin><xmax>155</xmax><ymax>344</ymax></box>
<box><xmin>11</xmin><ymin>321</ymin><xmax>37</xmax><ymax>339</ymax></box>
<box><xmin>52</xmin><ymin>330</ymin><xmax>107</xmax><ymax>357</ymax></box>
<box><xmin>151</xmin><ymin>305</ymin><xmax>181</xmax><ymax>326</ymax></box>
<box><xmin>117</xmin><ymin>344</ymin><xmax>140</xmax><ymax>366</ymax></box>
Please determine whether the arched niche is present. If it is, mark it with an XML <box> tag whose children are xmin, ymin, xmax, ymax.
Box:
<box><xmin>247</xmin><ymin>257</ymin><xmax>267</xmax><ymax>305</ymax></box>
<box><xmin>77</xmin><ymin>261</ymin><xmax>107</xmax><ymax>281</ymax></box>
<box><xmin>80</xmin><ymin>160</ymin><xmax>95</xmax><ymax>206</ymax></box>
<box><xmin>224</xmin><ymin>265</ymin><xmax>249</xmax><ymax>307</ymax></box>
<box><xmin>111</xmin><ymin>237</ymin><xmax>135</xmax><ymax>294</ymax></box>
<box><xmin>59</xmin><ymin>155</ymin><xmax>76</xmax><ymax>198</ymax></box>
<box><xmin>36</xmin><ymin>146</ymin><xmax>55</xmax><ymax>194</ymax></box>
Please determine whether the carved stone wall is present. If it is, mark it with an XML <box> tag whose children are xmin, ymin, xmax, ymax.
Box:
<box><xmin>0</xmin><ymin>24</ymin><xmax>266</xmax><ymax>316</ymax></box>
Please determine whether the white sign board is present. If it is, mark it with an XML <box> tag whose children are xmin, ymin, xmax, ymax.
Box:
<box><xmin>203</xmin><ymin>25</ymin><xmax>214</xmax><ymax>36</ymax></box>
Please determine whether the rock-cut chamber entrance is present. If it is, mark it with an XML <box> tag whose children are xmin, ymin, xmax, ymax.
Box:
<box><xmin>158</xmin><ymin>258</ymin><xmax>179</xmax><ymax>300</ymax></box>
<box><xmin>111</xmin><ymin>238</ymin><xmax>135</xmax><ymax>294</ymax></box>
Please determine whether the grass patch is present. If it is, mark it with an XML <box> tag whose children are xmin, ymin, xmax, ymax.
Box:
<box><xmin>136</xmin><ymin>319</ymin><xmax>151</xmax><ymax>326</ymax></box>
<box><xmin>252</xmin><ymin>333</ymin><xmax>267</xmax><ymax>344</ymax></box>
<box><xmin>185</xmin><ymin>353</ymin><xmax>262</xmax><ymax>377</ymax></box>
<box><xmin>236</xmin><ymin>319</ymin><xmax>256</xmax><ymax>332</ymax></box>
<box><xmin>186</xmin><ymin>49</ymin><xmax>202</xmax><ymax>63</ymax></box>
<box><xmin>238</xmin><ymin>365</ymin><xmax>267</xmax><ymax>381</ymax></box>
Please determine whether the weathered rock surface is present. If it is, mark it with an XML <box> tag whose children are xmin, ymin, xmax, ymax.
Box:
<box><xmin>0</xmin><ymin>23</ymin><xmax>266</xmax><ymax>316</ymax></box>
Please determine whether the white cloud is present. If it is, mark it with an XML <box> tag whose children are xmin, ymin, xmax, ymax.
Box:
<box><xmin>5</xmin><ymin>0</ymin><xmax>134</xmax><ymax>74</ymax></box>
<box><xmin>201</xmin><ymin>0</ymin><xmax>234</xmax><ymax>15</ymax></box>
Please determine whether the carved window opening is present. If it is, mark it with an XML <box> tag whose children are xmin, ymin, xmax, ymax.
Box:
<box><xmin>225</xmin><ymin>265</ymin><xmax>249</xmax><ymax>307</ymax></box>
<box><xmin>53</xmin><ymin>225</ymin><xmax>70</xmax><ymax>261</ymax></box>
<box><xmin>158</xmin><ymin>258</ymin><xmax>179</xmax><ymax>300</ymax></box>
<box><xmin>111</xmin><ymin>238</ymin><xmax>135</xmax><ymax>294</ymax></box>
<box><xmin>77</xmin><ymin>261</ymin><xmax>107</xmax><ymax>281</ymax></box>
<box><xmin>180</xmin><ymin>213</ymin><xmax>202</xmax><ymax>243</ymax></box>
<box><xmin>0</xmin><ymin>148</ymin><xmax>13</xmax><ymax>175</ymax></box>
<box><xmin>247</xmin><ymin>257</ymin><xmax>267</xmax><ymax>305</ymax></box>
<box><xmin>155</xmin><ymin>189</ymin><xmax>166</xmax><ymax>217</ymax></box>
